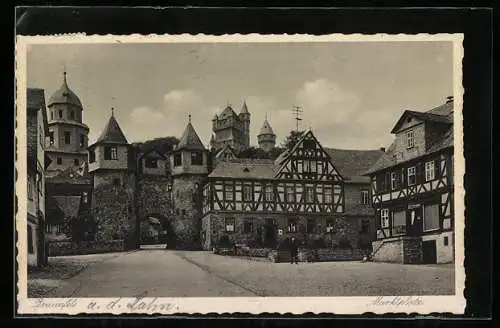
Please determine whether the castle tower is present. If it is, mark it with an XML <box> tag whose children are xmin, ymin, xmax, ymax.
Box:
<box><xmin>239</xmin><ymin>100</ymin><xmax>251</xmax><ymax>149</ymax></box>
<box><xmin>170</xmin><ymin>116</ymin><xmax>209</xmax><ymax>249</ymax></box>
<box><xmin>257</xmin><ymin>116</ymin><xmax>276</xmax><ymax>152</ymax></box>
<box><xmin>45</xmin><ymin>71</ymin><xmax>89</xmax><ymax>177</ymax></box>
<box><xmin>211</xmin><ymin>101</ymin><xmax>250</xmax><ymax>153</ymax></box>
<box><xmin>88</xmin><ymin>109</ymin><xmax>137</xmax><ymax>248</ymax></box>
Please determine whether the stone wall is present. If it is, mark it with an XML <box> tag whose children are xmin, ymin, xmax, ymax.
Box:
<box><xmin>92</xmin><ymin>173</ymin><xmax>137</xmax><ymax>249</ymax></box>
<box><xmin>372</xmin><ymin>237</ymin><xmax>403</xmax><ymax>263</ymax></box>
<box><xmin>172</xmin><ymin>175</ymin><xmax>206</xmax><ymax>249</ymax></box>
<box><xmin>402</xmin><ymin>237</ymin><xmax>423</xmax><ymax>264</ymax></box>
<box><xmin>136</xmin><ymin>175</ymin><xmax>173</xmax><ymax>221</ymax></box>
<box><xmin>202</xmin><ymin>212</ymin><xmax>373</xmax><ymax>252</ymax></box>
<box><xmin>48</xmin><ymin>240</ymin><xmax>125</xmax><ymax>256</ymax></box>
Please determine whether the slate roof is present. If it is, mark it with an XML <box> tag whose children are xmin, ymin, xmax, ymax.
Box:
<box><xmin>390</xmin><ymin>110</ymin><xmax>452</xmax><ymax>133</ymax></box>
<box><xmin>47</xmin><ymin>72</ymin><xmax>83</xmax><ymax>109</ymax></box>
<box><xmin>364</xmin><ymin>101</ymin><xmax>454</xmax><ymax>175</ymax></box>
<box><xmin>176</xmin><ymin>122</ymin><xmax>206</xmax><ymax>151</ymax></box>
<box><xmin>259</xmin><ymin>119</ymin><xmax>275</xmax><ymax>136</ymax></box>
<box><xmin>46</xmin><ymin>167</ymin><xmax>92</xmax><ymax>185</ymax></box>
<box><xmin>219</xmin><ymin>105</ymin><xmax>238</xmax><ymax>119</ymax></box>
<box><xmin>209</xmin><ymin>148</ymin><xmax>384</xmax><ymax>184</ymax></box>
<box><xmin>94</xmin><ymin>114</ymin><xmax>129</xmax><ymax>145</ymax></box>
<box><xmin>240</xmin><ymin>101</ymin><xmax>249</xmax><ymax>114</ymax></box>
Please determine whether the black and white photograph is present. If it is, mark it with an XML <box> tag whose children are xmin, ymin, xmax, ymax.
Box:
<box><xmin>16</xmin><ymin>33</ymin><xmax>465</xmax><ymax>314</ymax></box>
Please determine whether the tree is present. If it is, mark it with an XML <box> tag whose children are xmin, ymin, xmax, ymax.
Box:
<box><xmin>282</xmin><ymin>130</ymin><xmax>305</xmax><ymax>150</ymax></box>
<box><xmin>132</xmin><ymin>136</ymin><xmax>180</xmax><ymax>155</ymax></box>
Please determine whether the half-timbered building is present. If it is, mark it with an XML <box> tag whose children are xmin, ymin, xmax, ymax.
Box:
<box><xmin>364</xmin><ymin>97</ymin><xmax>454</xmax><ymax>264</ymax></box>
<box><xmin>201</xmin><ymin>130</ymin><xmax>384</xmax><ymax>251</ymax></box>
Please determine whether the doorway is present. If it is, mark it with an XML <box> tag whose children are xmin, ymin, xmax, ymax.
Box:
<box><xmin>422</xmin><ymin>240</ymin><xmax>437</xmax><ymax>264</ymax></box>
<box><xmin>263</xmin><ymin>219</ymin><xmax>277</xmax><ymax>248</ymax></box>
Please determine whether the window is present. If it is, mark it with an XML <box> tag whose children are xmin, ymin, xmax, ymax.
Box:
<box><xmin>58</xmin><ymin>110</ymin><xmax>63</xmax><ymax>119</ymax></box>
<box><xmin>287</xmin><ymin>218</ymin><xmax>297</xmax><ymax>232</ymax></box>
<box><xmin>225</xmin><ymin>217</ymin><xmax>235</xmax><ymax>232</ymax></box>
<box><xmin>174</xmin><ymin>153</ymin><xmax>182</xmax><ymax>167</ymax></box>
<box><xmin>392</xmin><ymin>210</ymin><xmax>406</xmax><ymax>236</ymax></box>
<box><xmin>145</xmin><ymin>159</ymin><xmax>158</xmax><ymax>168</ymax></box>
<box><xmin>333</xmin><ymin>184</ymin><xmax>341</xmax><ymax>195</ymax></box>
<box><xmin>425</xmin><ymin>161</ymin><xmax>435</xmax><ymax>181</ymax></box>
<box><xmin>243</xmin><ymin>185</ymin><xmax>252</xmax><ymax>201</ymax></box>
<box><xmin>50</xmin><ymin>111</ymin><xmax>53</xmax><ymax>120</ymax></box>
<box><xmin>79</xmin><ymin>134</ymin><xmax>85</xmax><ymax>148</ymax></box>
<box><xmin>74</xmin><ymin>158</ymin><xmax>79</xmax><ymax>166</ymax></box>
<box><xmin>104</xmin><ymin>146</ymin><xmax>118</xmax><ymax>160</ymax></box>
<box><xmin>324</xmin><ymin>186</ymin><xmax>332</xmax><ymax>203</ymax></box>
<box><xmin>112</xmin><ymin>178</ymin><xmax>120</xmax><ymax>187</ymax></box>
<box><xmin>64</xmin><ymin>131</ymin><xmax>71</xmax><ymax>144</ymax></box>
<box><xmin>381</xmin><ymin>209</ymin><xmax>390</xmax><ymax>228</ymax></box>
<box><xmin>303</xmin><ymin>139</ymin><xmax>315</xmax><ymax>149</ymax></box>
<box><xmin>265</xmin><ymin>184</ymin><xmax>274</xmax><ymax>201</ymax></box>
<box><xmin>70</xmin><ymin>111</ymin><xmax>75</xmax><ymax>119</ymax></box>
<box><xmin>286</xmin><ymin>185</ymin><xmax>295</xmax><ymax>203</ymax></box>
<box><xmin>407</xmin><ymin>166</ymin><xmax>416</xmax><ymax>186</ymax></box>
<box><xmin>191</xmin><ymin>151</ymin><xmax>203</xmax><ymax>165</ymax></box>
<box><xmin>243</xmin><ymin>219</ymin><xmax>253</xmax><ymax>234</ymax></box>
<box><xmin>423</xmin><ymin>203</ymin><xmax>440</xmax><ymax>231</ymax></box>
<box><xmin>406</xmin><ymin>129</ymin><xmax>415</xmax><ymax>149</ymax></box>
<box><xmin>360</xmin><ymin>219</ymin><xmax>370</xmax><ymax>234</ymax></box>
<box><xmin>49</xmin><ymin>132</ymin><xmax>54</xmax><ymax>145</ymax></box>
<box><xmin>444</xmin><ymin>236</ymin><xmax>449</xmax><ymax>246</ymax></box>
<box><xmin>82</xmin><ymin>192</ymin><xmax>88</xmax><ymax>204</ymax></box>
<box><xmin>326</xmin><ymin>218</ymin><xmax>335</xmax><ymax>233</ymax></box>
<box><xmin>89</xmin><ymin>150</ymin><xmax>95</xmax><ymax>163</ymax></box>
<box><xmin>27</xmin><ymin>178</ymin><xmax>33</xmax><ymax>200</ymax></box>
<box><xmin>56</xmin><ymin>157</ymin><xmax>62</xmax><ymax>165</ymax></box>
<box><xmin>307</xmin><ymin>218</ymin><xmax>316</xmax><ymax>233</ymax></box>
<box><xmin>391</xmin><ymin>172</ymin><xmax>399</xmax><ymax>190</ymax></box>
<box><xmin>225</xmin><ymin>184</ymin><xmax>233</xmax><ymax>201</ymax></box>
<box><xmin>27</xmin><ymin>225</ymin><xmax>33</xmax><ymax>254</ymax></box>
<box><xmin>182</xmin><ymin>209</ymin><xmax>186</xmax><ymax>215</ymax></box>
<box><xmin>305</xmin><ymin>186</ymin><xmax>314</xmax><ymax>203</ymax></box>
<box><xmin>360</xmin><ymin>190</ymin><xmax>369</xmax><ymax>205</ymax></box>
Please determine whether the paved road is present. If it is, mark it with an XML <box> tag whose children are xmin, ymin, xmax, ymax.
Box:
<box><xmin>46</xmin><ymin>250</ymin><xmax>455</xmax><ymax>297</ymax></box>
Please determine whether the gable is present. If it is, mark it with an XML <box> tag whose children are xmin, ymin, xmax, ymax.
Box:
<box><xmin>275</xmin><ymin>130</ymin><xmax>343</xmax><ymax>181</ymax></box>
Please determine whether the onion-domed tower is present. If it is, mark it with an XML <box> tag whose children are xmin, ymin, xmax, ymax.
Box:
<box><xmin>45</xmin><ymin>71</ymin><xmax>89</xmax><ymax>177</ymax></box>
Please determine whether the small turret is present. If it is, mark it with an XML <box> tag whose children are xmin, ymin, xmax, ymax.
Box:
<box><xmin>257</xmin><ymin>115</ymin><xmax>276</xmax><ymax>152</ymax></box>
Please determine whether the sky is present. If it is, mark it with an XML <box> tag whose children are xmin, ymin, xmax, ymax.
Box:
<box><xmin>26</xmin><ymin>41</ymin><xmax>453</xmax><ymax>150</ymax></box>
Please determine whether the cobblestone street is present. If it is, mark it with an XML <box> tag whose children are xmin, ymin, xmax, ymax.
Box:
<box><xmin>38</xmin><ymin>250</ymin><xmax>455</xmax><ymax>298</ymax></box>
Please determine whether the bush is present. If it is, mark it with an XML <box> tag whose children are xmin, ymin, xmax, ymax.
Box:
<box><xmin>48</xmin><ymin>240</ymin><xmax>125</xmax><ymax>256</ymax></box>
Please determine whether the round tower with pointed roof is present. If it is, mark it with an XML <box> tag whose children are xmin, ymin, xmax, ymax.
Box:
<box><xmin>169</xmin><ymin>116</ymin><xmax>209</xmax><ymax>249</ymax></box>
<box><xmin>257</xmin><ymin>117</ymin><xmax>276</xmax><ymax>152</ymax></box>
<box><xmin>45</xmin><ymin>71</ymin><xmax>90</xmax><ymax>176</ymax></box>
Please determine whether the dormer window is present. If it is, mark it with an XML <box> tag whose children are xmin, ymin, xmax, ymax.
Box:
<box><xmin>174</xmin><ymin>153</ymin><xmax>182</xmax><ymax>167</ymax></box>
<box><xmin>104</xmin><ymin>146</ymin><xmax>118</xmax><ymax>160</ymax></box>
<box><xmin>191</xmin><ymin>151</ymin><xmax>203</xmax><ymax>165</ymax></box>
<box><xmin>406</xmin><ymin>130</ymin><xmax>415</xmax><ymax>149</ymax></box>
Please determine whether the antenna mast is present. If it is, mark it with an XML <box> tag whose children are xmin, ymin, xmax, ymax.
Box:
<box><xmin>291</xmin><ymin>105</ymin><xmax>303</xmax><ymax>131</ymax></box>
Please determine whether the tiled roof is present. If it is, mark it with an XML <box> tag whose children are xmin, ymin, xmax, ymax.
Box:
<box><xmin>27</xmin><ymin>88</ymin><xmax>45</xmax><ymax>109</ymax></box>
<box><xmin>46</xmin><ymin>167</ymin><xmax>92</xmax><ymax>185</ymax></box>
<box><xmin>47</xmin><ymin>72</ymin><xmax>83</xmax><ymax>109</ymax></box>
<box><xmin>209</xmin><ymin>148</ymin><xmax>383</xmax><ymax>184</ymax></box>
<box><xmin>95</xmin><ymin>114</ymin><xmax>128</xmax><ymax>145</ymax></box>
<box><xmin>176</xmin><ymin>122</ymin><xmax>206</xmax><ymax>151</ymax></box>
<box><xmin>324</xmin><ymin>148</ymin><xmax>386</xmax><ymax>183</ymax></box>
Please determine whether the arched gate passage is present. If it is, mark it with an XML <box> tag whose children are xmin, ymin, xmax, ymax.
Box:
<box><xmin>139</xmin><ymin>214</ymin><xmax>177</xmax><ymax>249</ymax></box>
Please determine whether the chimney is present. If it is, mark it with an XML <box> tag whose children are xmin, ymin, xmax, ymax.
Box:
<box><xmin>380</xmin><ymin>147</ymin><xmax>386</xmax><ymax>152</ymax></box>
<box><xmin>446</xmin><ymin>96</ymin><xmax>454</xmax><ymax>104</ymax></box>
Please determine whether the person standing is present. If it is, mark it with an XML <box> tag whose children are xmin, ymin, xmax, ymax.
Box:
<box><xmin>290</xmin><ymin>237</ymin><xmax>299</xmax><ymax>264</ymax></box>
